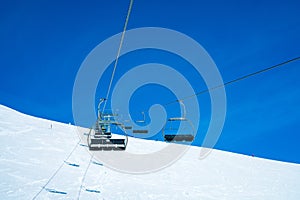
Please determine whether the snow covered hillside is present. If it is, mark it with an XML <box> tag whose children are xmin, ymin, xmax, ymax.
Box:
<box><xmin>0</xmin><ymin>105</ymin><xmax>299</xmax><ymax>200</ymax></box>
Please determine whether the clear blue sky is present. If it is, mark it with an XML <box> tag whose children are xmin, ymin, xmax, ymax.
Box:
<box><xmin>1</xmin><ymin>0</ymin><xmax>300</xmax><ymax>163</ymax></box>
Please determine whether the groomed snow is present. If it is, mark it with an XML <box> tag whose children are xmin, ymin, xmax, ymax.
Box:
<box><xmin>0</xmin><ymin>105</ymin><xmax>299</xmax><ymax>199</ymax></box>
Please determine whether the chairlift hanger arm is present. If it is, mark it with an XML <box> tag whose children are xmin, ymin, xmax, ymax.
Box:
<box><xmin>98</xmin><ymin>98</ymin><xmax>106</xmax><ymax>119</ymax></box>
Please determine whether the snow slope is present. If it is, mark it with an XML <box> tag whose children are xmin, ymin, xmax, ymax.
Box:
<box><xmin>0</xmin><ymin>105</ymin><xmax>299</xmax><ymax>200</ymax></box>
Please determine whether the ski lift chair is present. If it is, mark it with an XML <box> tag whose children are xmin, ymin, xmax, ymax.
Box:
<box><xmin>162</xmin><ymin>101</ymin><xmax>195</xmax><ymax>142</ymax></box>
<box><xmin>87</xmin><ymin>98</ymin><xmax>128</xmax><ymax>151</ymax></box>
<box><xmin>132</xmin><ymin>111</ymin><xmax>149</xmax><ymax>134</ymax></box>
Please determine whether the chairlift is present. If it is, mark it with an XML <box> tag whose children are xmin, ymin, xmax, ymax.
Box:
<box><xmin>132</xmin><ymin>111</ymin><xmax>148</xmax><ymax>134</ymax></box>
<box><xmin>122</xmin><ymin>119</ymin><xmax>133</xmax><ymax>130</ymax></box>
<box><xmin>162</xmin><ymin>100</ymin><xmax>195</xmax><ymax>142</ymax></box>
<box><xmin>87</xmin><ymin>98</ymin><xmax>128</xmax><ymax>151</ymax></box>
<box><xmin>135</xmin><ymin>111</ymin><xmax>145</xmax><ymax>123</ymax></box>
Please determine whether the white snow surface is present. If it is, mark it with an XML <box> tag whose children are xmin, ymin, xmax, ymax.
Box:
<box><xmin>0</xmin><ymin>104</ymin><xmax>299</xmax><ymax>200</ymax></box>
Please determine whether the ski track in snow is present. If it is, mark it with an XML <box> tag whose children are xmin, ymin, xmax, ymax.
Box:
<box><xmin>0</xmin><ymin>104</ymin><xmax>300</xmax><ymax>199</ymax></box>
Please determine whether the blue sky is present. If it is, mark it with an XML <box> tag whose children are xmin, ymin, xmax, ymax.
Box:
<box><xmin>1</xmin><ymin>0</ymin><xmax>300</xmax><ymax>163</ymax></box>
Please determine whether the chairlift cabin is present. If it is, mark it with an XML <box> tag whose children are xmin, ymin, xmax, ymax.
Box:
<box><xmin>87</xmin><ymin>98</ymin><xmax>128</xmax><ymax>151</ymax></box>
<box><xmin>162</xmin><ymin>101</ymin><xmax>195</xmax><ymax>142</ymax></box>
<box><xmin>132</xmin><ymin>111</ymin><xmax>148</xmax><ymax>134</ymax></box>
<box><xmin>121</xmin><ymin>112</ymin><xmax>149</xmax><ymax>134</ymax></box>
<box><xmin>122</xmin><ymin>119</ymin><xmax>133</xmax><ymax>130</ymax></box>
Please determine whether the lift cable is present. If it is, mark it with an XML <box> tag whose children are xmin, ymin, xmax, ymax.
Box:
<box><xmin>165</xmin><ymin>56</ymin><xmax>300</xmax><ymax>105</ymax></box>
<box><xmin>102</xmin><ymin>0</ymin><xmax>134</xmax><ymax>112</ymax></box>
